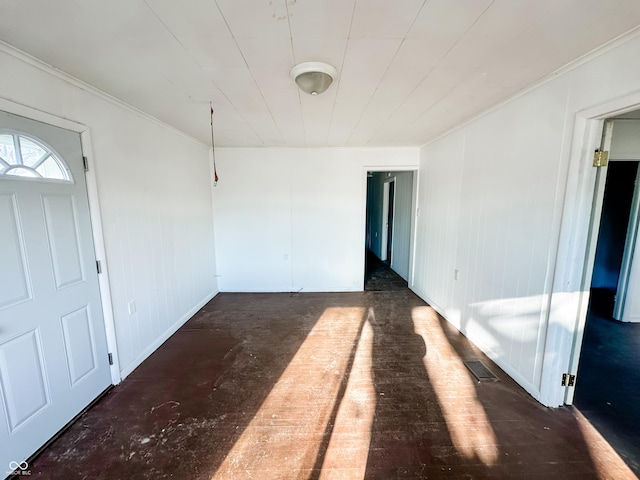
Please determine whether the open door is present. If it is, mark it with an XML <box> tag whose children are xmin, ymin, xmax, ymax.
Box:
<box><xmin>613</xmin><ymin>161</ymin><xmax>640</xmax><ymax>321</ymax></box>
<box><xmin>568</xmin><ymin>115</ymin><xmax>640</xmax><ymax>473</ymax></box>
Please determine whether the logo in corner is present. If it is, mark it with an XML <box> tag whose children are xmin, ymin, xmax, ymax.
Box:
<box><xmin>7</xmin><ymin>461</ymin><xmax>31</xmax><ymax>476</ymax></box>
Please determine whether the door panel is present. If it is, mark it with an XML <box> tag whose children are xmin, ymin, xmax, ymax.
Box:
<box><xmin>61</xmin><ymin>306</ymin><xmax>98</xmax><ymax>386</ymax></box>
<box><xmin>0</xmin><ymin>110</ymin><xmax>111</xmax><ymax>469</ymax></box>
<box><xmin>0</xmin><ymin>330</ymin><xmax>49</xmax><ymax>432</ymax></box>
<box><xmin>42</xmin><ymin>194</ymin><xmax>85</xmax><ymax>289</ymax></box>
<box><xmin>0</xmin><ymin>194</ymin><xmax>31</xmax><ymax>308</ymax></box>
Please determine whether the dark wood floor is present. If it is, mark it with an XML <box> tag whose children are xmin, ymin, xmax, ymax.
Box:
<box><xmin>27</xmin><ymin>275</ymin><xmax>637</xmax><ymax>478</ymax></box>
<box><xmin>364</xmin><ymin>251</ymin><xmax>408</xmax><ymax>291</ymax></box>
<box><xmin>574</xmin><ymin>288</ymin><xmax>640</xmax><ymax>476</ymax></box>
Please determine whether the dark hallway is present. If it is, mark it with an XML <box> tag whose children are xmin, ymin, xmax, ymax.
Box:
<box><xmin>364</xmin><ymin>250</ymin><xmax>408</xmax><ymax>291</ymax></box>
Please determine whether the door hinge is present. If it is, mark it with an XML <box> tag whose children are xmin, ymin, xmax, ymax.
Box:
<box><xmin>96</xmin><ymin>260</ymin><xmax>102</xmax><ymax>274</ymax></box>
<box><xmin>83</xmin><ymin>156</ymin><xmax>89</xmax><ymax>172</ymax></box>
<box><xmin>108</xmin><ymin>353</ymin><xmax>113</xmax><ymax>365</ymax></box>
<box><xmin>561</xmin><ymin>373</ymin><xmax>575</xmax><ymax>387</ymax></box>
<box><xmin>593</xmin><ymin>149</ymin><xmax>609</xmax><ymax>167</ymax></box>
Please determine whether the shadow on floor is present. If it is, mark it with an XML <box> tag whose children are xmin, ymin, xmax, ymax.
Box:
<box><xmin>362</xmin><ymin>291</ymin><xmax>497</xmax><ymax>478</ymax></box>
<box><xmin>29</xmin><ymin>294</ymin><xmax>338</xmax><ymax>479</ymax></box>
<box><xmin>27</xmin><ymin>285</ymin><xmax>636</xmax><ymax>479</ymax></box>
<box><xmin>574</xmin><ymin>287</ymin><xmax>640</xmax><ymax>475</ymax></box>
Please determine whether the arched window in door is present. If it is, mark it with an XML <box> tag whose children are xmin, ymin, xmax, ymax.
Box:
<box><xmin>0</xmin><ymin>131</ymin><xmax>73</xmax><ymax>182</ymax></box>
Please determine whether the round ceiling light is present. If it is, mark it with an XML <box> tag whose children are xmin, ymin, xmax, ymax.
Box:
<box><xmin>290</xmin><ymin>62</ymin><xmax>337</xmax><ymax>96</ymax></box>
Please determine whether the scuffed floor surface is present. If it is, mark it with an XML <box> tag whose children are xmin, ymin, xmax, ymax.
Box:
<box><xmin>29</xmin><ymin>290</ymin><xmax>637</xmax><ymax>479</ymax></box>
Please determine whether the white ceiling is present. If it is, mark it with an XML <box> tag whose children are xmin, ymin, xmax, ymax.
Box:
<box><xmin>1</xmin><ymin>1</ymin><xmax>640</xmax><ymax>147</ymax></box>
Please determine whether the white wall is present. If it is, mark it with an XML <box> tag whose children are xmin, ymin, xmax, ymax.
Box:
<box><xmin>611</xmin><ymin>119</ymin><xmax>640</xmax><ymax>160</ymax></box>
<box><xmin>413</xmin><ymin>30</ymin><xmax>640</xmax><ymax>405</ymax></box>
<box><xmin>213</xmin><ymin>148</ymin><xmax>419</xmax><ymax>292</ymax></box>
<box><xmin>0</xmin><ymin>45</ymin><xmax>218</xmax><ymax>379</ymax></box>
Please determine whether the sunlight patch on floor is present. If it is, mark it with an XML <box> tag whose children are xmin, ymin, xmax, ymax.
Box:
<box><xmin>412</xmin><ymin>306</ymin><xmax>499</xmax><ymax>466</ymax></box>
<box><xmin>211</xmin><ymin>306</ymin><xmax>367</xmax><ymax>480</ymax></box>
<box><xmin>574</xmin><ymin>408</ymin><xmax>638</xmax><ymax>480</ymax></box>
<box><xmin>317</xmin><ymin>316</ymin><xmax>376</xmax><ymax>479</ymax></box>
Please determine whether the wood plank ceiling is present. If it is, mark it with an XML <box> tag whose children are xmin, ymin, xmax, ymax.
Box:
<box><xmin>1</xmin><ymin>0</ymin><xmax>640</xmax><ymax>147</ymax></box>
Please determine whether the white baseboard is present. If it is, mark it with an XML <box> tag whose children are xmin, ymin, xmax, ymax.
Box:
<box><xmin>119</xmin><ymin>289</ymin><xmax>219</xmax><ymax>380</ymax></box>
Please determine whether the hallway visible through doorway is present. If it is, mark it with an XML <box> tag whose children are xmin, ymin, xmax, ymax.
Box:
<box><xmin>573</xmin><ymin>156</ymin><xmax>640</xmax><ymax>476</ymax></box>
<box><xmin>364</xmin><ymin>170</ymin><xmax>415</xmax><ymax>289</ymax></box>
<box><xmin>364</xmin><ymin>250</ymin><xmax>407</xmax><ymax>291</ymax></box>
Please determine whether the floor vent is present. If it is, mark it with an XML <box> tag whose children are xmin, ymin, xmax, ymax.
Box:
<box><xmin>464</xmin><ymin>360</ymin><xmax>498</xmax><ymax>382</ymax></box>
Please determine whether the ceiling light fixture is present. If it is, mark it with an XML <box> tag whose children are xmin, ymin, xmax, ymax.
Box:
<box><xmin>290</xmin><ymin>62</ymin><xmax>337</xmax><ymax>96</ymax></box>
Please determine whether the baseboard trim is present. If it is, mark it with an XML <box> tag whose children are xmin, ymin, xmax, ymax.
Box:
<box><xmin>119</xmin><ymin>290</ymin><xmax>219</xmax><ymax>380</ymax></box>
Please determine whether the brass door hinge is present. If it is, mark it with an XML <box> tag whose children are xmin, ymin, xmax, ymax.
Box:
<box><xmin>593</xmin><ymin>149</ymin><xmax>609</xmax><ymax>167</ymax></box>
<box><xmin>561</xmin><ymin>373</ymin><xmax>575</xmax><ymax>387</ymax></box>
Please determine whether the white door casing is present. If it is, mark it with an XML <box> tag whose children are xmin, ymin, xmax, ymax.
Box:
<box><xmin>0</xmin><ymin>111</ymin><xmax>111</xmax><ymax>469</ymax></box>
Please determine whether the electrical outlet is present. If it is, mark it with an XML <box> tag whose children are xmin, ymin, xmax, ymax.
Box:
<box><xmin>283</xmin><ymin>253</ymin><xmax>289</xmax><ymax>260</ymax></box>
<box><xmin>128</xmin><ymin>300</ymin><xmax>136</xmax><ymax>315</ymax></box>
<box><xmin>454</xmin><ymin>269</ymin><xmax>459</xmax><ymax>281</ymax></box>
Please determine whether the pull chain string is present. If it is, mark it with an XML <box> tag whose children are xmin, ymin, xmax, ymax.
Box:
<box><xmin>210</xmin><ymin>102</ymin><xmax>219</xmax><ymax>186</ymax></box>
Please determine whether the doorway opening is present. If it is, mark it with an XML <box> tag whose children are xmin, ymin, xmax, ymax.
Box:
<box><xmin>364</xmin><ymin>171</ymin><xmax>414</xmax><ymax>291</ymax></box>
<box><xmin>573</xmin><ymin>113</ymin><xmax>640</xmax><ymax>475</ymax></box>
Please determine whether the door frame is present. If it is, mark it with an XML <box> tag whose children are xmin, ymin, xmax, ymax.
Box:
<box><xmin>380</xmin><ymin>177</ymin><xmax>395</xmax><ymax>262</ymax></box>
<box><xmin>360</xmin><ymin>166</ymin><xmax>418</xmax><ymax>291</ymax></box>
<box><xmin>0</xmin><ymin>97</ymin><xmax>121</xmax><ymax>385</ymax></box>
<box><xmin>539</xmin><ymin>90</ymin><xmax>640</xmax><ymax>407</ymax></box>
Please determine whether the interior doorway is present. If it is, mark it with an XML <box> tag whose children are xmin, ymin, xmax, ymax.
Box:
<box><xmin>364</xmin><ymin>171</ymin><xmax>414</xmax><ymax>291</ymax></box>
<box><xmin>572</xmin><ymin>114</ymin><xmax>640</xmax><ymax>475</ymax></box>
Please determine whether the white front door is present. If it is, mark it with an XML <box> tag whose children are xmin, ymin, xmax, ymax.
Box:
<box><xmin>0</xmin><ymin>111</ymin><xmax>111</xmax><ymax>471</ymax></box>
